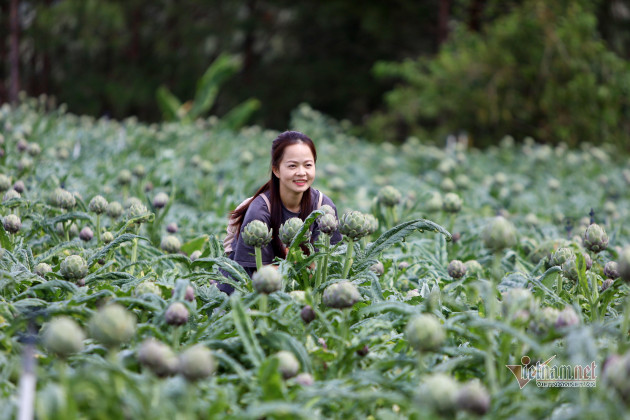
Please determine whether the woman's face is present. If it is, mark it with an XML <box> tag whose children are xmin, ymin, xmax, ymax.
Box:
<box><xmin>273</xmin><ymin>142</ymin><xmax>316</xmax><ymax>199</ymax></box>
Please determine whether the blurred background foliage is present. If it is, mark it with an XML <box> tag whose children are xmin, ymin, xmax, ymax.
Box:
<box><xmin>1</xmin><ymin>0</ymin><xmax>630</xmax><ymax>147</ymax></box>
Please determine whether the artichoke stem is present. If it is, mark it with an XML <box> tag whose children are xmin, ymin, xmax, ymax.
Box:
<box><xmin>259</xmin><ymin>294</ymin><xmax>269</xmax><ymax>333</ymax></box>
<box><xmin>255</xmin><ymin>247</ymin><xmax>263</xmax><ymax>271</ymax></box>
<box><xmin>342</xmin><ymin>239</ymin><xmax>354</xmax><ymax>279</ymax></box>
<box><xmin>96</xmin><ymin>214</ymin><xmax>101</xmax><ymax>244</ymax></box>
<box><xmin>64</xmin><ymin>221</ymin><xmax>70</xmax><ymax>242</ymax></box>
<box><xmin>484</xmin><ymin>282</ymin><xmax>498</xmax><ymax>394</ymax></box>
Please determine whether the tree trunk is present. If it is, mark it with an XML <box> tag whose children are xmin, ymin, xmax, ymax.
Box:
<box><xmin>437</xmin><ymin>0</ymin><xmax>451</xmax><ymax>45</ymax></box>
<box><xmin>468</xmin><ymin>0</ymin><xmax>486</xmax><ymax>32</ymax></box>
<box><xmin>9</xmin><ymin>0</ymin><xmax>20</xmax><ymax>103</ymax></box>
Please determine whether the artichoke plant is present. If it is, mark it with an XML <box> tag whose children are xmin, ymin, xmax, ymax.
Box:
<box><xmin>339</xmin><ymin>211</ymin><xmax>367</xmax><ymax>242</ymax></box>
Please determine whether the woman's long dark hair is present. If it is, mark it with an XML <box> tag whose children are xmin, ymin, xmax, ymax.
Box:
<box><xmin>230</xmin><ymin>131</ymin><xmax>317</xmax><ymax>258</ymax></box>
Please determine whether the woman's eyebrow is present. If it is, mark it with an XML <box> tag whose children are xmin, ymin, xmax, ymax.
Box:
<box><xmin>285</xmin><ymin>159</ymin><xmax>314</xmax><ymax>163</ymax></box>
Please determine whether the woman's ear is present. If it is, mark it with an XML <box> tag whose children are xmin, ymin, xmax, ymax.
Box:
<box><xmin>272</xmin><ymin>166</ymin><xmax>279</xmax><ymax>178</ymax></box>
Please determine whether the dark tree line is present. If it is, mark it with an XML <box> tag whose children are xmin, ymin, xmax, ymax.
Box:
<box><xmin>2</xmin><ymin>0</ymin><xmax>630</xmax><ymax>133</ymax></box>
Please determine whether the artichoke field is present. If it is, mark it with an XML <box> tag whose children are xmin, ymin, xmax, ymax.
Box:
<box><xmin>2</xmin><ymin>98</ymin><xmax>630</xmax><ymax>419</ymax></box>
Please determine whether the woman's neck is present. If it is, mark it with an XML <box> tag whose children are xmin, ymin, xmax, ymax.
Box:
<box><xmin>280</xmin><ymin>190</ymin><xmax>303</xmax><ymax>213</ymax></box>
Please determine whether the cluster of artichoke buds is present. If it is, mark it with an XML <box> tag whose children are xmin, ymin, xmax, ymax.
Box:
<box><xmin>138</xmin><ymin>339</ymin><xmax>216</xmax><ymax>381</ymax></box>
<box><xmin>242</xmin><ymin>220</ymin><xmax>272</xmax><ymax>248</ymax></box>
<box><xmin>279</xmin><ymin>217</ymin><xmax>311</xmax><ymax>245</ymax></box>
<box><xmin>49</xmin><ymin>187</ymin><xmax>76</xmax><ymax>209</ymax></box>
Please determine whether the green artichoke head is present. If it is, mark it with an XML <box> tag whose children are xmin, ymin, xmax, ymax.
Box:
<box><xmin>242</xmin><ymin>220</ymin><xmax>272</xmax><ymax>248</ymax></box>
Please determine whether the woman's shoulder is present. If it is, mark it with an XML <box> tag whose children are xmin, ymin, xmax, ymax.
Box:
<box><xmin>244</xmin><ymin>193</ymin><xmax>272</xmax><ymax>220</ymax></box>
<box><xmin>312</xmin><ymin>188</ymin><xmax>335</xmax><ymax>208</ymax></box>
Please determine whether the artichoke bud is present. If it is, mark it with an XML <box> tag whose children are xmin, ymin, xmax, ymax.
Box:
<box><xmin>339</xmin><ymin>211</ymin><xmax>367</xmax><ymax>241</ymax></box>
<box><xmin>275</xmin><ymin>350</ymin><xmax>300</xmax><ymax>379</ymax></box>
<box><xmin>456</xmin><ymin>380</ymin><xmax>491</xmax><ymax>415</ymax></box>
<box><xmin>3</xmin><ymin>189</ymin><xmax>20</xmax><ymax>202</ymax></box>
<box><xmin>550</xmin><ymin>247</ymin><xmax>575</xmax><ymax>267</ymax></box>
<box><xmin>405</xmin><ymin>314</ymin><xmax>445</xmax><ymax>352</ymax></box>
<box><xmin>363</xmin><ymin>213</ymin><xmax>379</xmax><ymax>235</ymax></box>
<box><xmin>160</xmin><ymin>235</ymin><xmax>181</xmax><ymax>254</ymax></box>
<box><xmin>464</xmin><ymin>260</ymin><xmax>483</xmax><ymax>277</ymax></box>
<box><xmin>502</xmin><ymin>288</ymin><xmax>534</xmax><ymax>321</ymax></box>
<box><xmin>604</xmin><ymin>261</ymin><xmax>620</xmax><ymax>279</ymax></box>
<box><xmin>442</xmin><ymin>192</ymin><xmax>463</xmax><ymax>213</ymax></box>
<box><xmin>378</xmin><ymin>185</ymin><xmax>402</xmax><ymax>207</ymax></box>
<box><xmin>600</xmin><ymin>278</ymin><xmax>614</xmax><ymax>292</ymax></box>
<box><xmin>447</xmin><ymin>260</ymin><xmax>466</xmax><ymax>279</ymax></box>
<box><xmin>295</xmin><ymin>372</ymin><xmax>314</xmax><ymax>386</ymax></box>
<box><xmin>179</xmin><ymin>345</ymin><xmax>216</xmax><ymax>381</ymax></box>
<box><xmin>583</xmin><ymin>223</ymin><xmax>608</xmax><ymax>253</ymax></box>
<box><xmin>189</xmin><ymin>250</ymin><xmax>202</xmax><ymax>261</ymax></box>
<box><xmin>416</xmin><ymin>374</ymin><xmax>459</xmax><ymax>415</ymax></box>
<box><xmin>117</xmin><ymin>169</ymin><xmax>132</xmax><ymax>186</ymax></box>
<box><xmin>603</xmin><ymin>353</ymin><xmax>630</xmax><ymax>402</ymax></box>
<box><xmin>300</xmin><ymin>305</ymin><xmax>316</xmax><ymax>324</ymax></box>
<box><xmin>0</xmin><ymin>174</ymin><xmax>11</xmax><ymax>191</ymax></box>
<box><xmin>561</xmin><ymin>257</ymin><xmax>579</xmax><ymax>282</ymax></box>
<box><xmin>42</xmin><ymin>316</ymin><xmax>85</xmax><ymax>358</ymax></box>
<box><xmin>152</xmin><ymin>192</ymin><xmax>169</xmax><ymax>209</ymax></box>
<box><xmin>50</xmin><ymin>187</ymin><xmax>76</xmax><ymax>209</ymax></box>
<box><xmin>529</xmin><ymin>306</ymin><xmax>560</xmax><ymax>336</ymax></box>
<box><xmin>60</xmin><ymin>255</ymin><xmax>88</xmax><ymax>280</ymax></box>
<box><xmin>134</xmin><ymin>281</ymin><xmax>162</xmax><ymax>297</ymax></box>
<box><xmin>88</xmin><ymin>195</ymin><xmax>108</xmax><ymax>214</ymax></box>
<box><xmin>165</xmin><ymin>302</ymin><xmax>189</xmax><ymax>326</ymax></box>
<box><xmin>322</xmin><ymin>281</ymin><xmax>361</xmax><ymax>309</ymax></box>
<box><xmin>2</xmin><ymin>214</ymin><xmax>21</xmax><ymax>234</ymax></box>
<box><xmin>318</xmin><ymin>213</ymin><xmax>339</xmax><ymax>235</ymax></box>
<box><xmin>482</xmin><ymin>216</ymin><xmax>517</xmax><ymax>252</ymax></box>
<box><xmin>166</xmin><ymin>222</ymin><xmax>179</xmax><ymax>233</ymax></box>
<box><xmin>126</xmin><ymin>202</ymin><xmax>150</xmax><ymax>224</ymax></box>
<box><xmin>426</xmin><ymin>192</ymin><xmax>443</xmax><ymax>212</ymax></box>
<box><xmin>89</xmin><ymin>304</ymin><xmax>136</xmax><ymax>348</ymax></box>
<box><xmin>619</xmin><ymin>246</ymin><xmax>630</xmax><ymax>283</ymax></box>
<box><xmin>102</xmin><ymin>231</ymin><xmax>115</xmax><ymax>244</ymax></box>
<box><xmin>252</xmin><ymin>265</ymin><xmax>283</xmax><ymax>294</ymax></box>
<box><xmin>132</xmin><ymin>164</ymin><xmax>146</xmax><ymax>178</ymax></box>
<box><xmin>555</xmin><ymin>306</ymin><xmax>580</xmax><ymax>329</ymax></box>
<box><xmin>79</xmin><ymin>227</ymin><xmax>94</xmax><ymax>242</ymax></box>
<box><xmin>34</xmin><ymin>262</ymin><xmax>52</xmax><ymax>277</ymax></box>
<box><xmin>138</xmin><ymin>338</ymin><xmax>178</xmax><ymax>377</ymax></box>
<box><xmin>106</xmin><ymin>201</ymin><xmax>124</xmax><ymax>219</ymax></box>
<box><xmin>242</xmin><ymin>220</ymin><xmax>272</xmax><ymax>248</ymax></box>
<box><xmin>370</xmin><ymin>261</ymin><xmax>384</xmax><ymax>276</ymax></box>
<box><xmin>319</xmin><ymin>204</ymin><xmax>335</xmax><ymax>216</ymax></box>
<box><xmin>279</xmin><ymin>217</ymin><xmax>310</xmax><ymax>245</ymax></box>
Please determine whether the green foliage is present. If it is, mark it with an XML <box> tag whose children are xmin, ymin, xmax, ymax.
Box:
<box><xmin>369</xmin><ymin>0</ymin><xmax>630</xmax><ymax>147</ymax></box>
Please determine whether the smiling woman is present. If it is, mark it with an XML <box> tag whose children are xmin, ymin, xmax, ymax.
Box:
<box><xmin>220</xmin><ymin>131</ymin><xmax>342</xmax><ymax>294</ymax></box>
